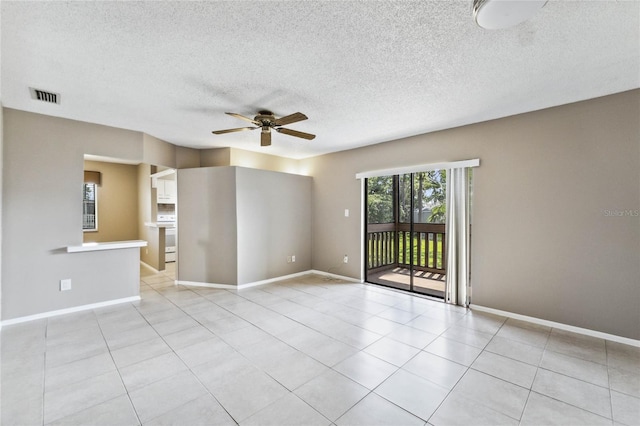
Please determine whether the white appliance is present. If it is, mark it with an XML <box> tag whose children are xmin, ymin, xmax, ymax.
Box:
<box><xmin>158</xmin><ymin>214</ymin><xmax>176</xmax><ymax>263</ymax></box>
<box><xmin>165</xmin><ymin>228</ymin><xmax>176</xmax><ymax>263</ymax></box>
<box><xmin>157</xmin><ymin>214</ymin><xmax>176</xmax><ymax>223</ymax></box>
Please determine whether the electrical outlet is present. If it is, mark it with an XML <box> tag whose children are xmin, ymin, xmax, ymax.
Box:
<box><xmin>292</xmin><ymin>255</ymin><xmax>296</xmax><ymax>262</ymax></box>
<box><xmin>343</xmin><ymin>255</ymin><xmax>348</xmax><ymax>264</ymax></box>
<box><xmin>60</xmin><ymin>279</ymin><xmax>72</xmax><ymax>291</ymax></box>
<box><xmin>344</xmin><ymin>209</ymin><xmax>350</xmax><ymax>217</ymax></box>
<box><xmin>287</xmin><ymin>256</ymin><xmax>292</xmax><ymax>263</ymax></box>
<box><xmin>145</xmin><ymin>248</ymin><xmax>149</xmax><ymax>255</ymax></box>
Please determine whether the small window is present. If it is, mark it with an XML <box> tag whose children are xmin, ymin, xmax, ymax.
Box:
<box><xmin>83</xmin><ymin>182</ymin><xmax>98</xmax><ymax>231</ymax></box>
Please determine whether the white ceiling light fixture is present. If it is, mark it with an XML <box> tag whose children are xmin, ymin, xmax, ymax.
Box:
<box><xmin>473</xmin><ymin>0</ymin><xmax>548</xmax><ymax>30</ymax></box>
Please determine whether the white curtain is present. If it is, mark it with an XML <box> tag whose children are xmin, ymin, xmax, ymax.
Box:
<box><xmin>445</xmin><ymin>167</ymin><xmax>471</xmax><ymax>307</ymax></box>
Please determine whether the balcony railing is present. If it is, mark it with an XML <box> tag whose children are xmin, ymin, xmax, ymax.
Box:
<box><xmin>83</xmin><ymin>214</ymin><xmax>96</xmax><ymax>230</ymax></box>
<box><xmin>367</xmin><ymin>223</ymin><xmax>446</xmax><ymax>274</ymax></box>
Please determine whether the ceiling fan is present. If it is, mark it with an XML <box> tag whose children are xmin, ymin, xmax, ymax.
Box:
<box><xmin>212</xmin><ymin>110</ymin><xmax>316</xmax><ymax>146</ymax></box>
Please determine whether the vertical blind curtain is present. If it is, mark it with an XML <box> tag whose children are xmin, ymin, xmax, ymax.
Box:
<box><xmin>445</xmin><ymin>167</ymin><xmax>471</xmax><ymax>307</ymax></box>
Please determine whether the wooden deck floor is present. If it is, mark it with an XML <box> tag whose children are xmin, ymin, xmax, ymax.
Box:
<box><xmin>367</xmin><ymin>267</ymin><xmax>445</xmax><ymax>294</ymax></box>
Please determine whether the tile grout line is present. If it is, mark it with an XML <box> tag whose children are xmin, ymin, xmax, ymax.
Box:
<box><xmin>422</xmin><ymin>320</ymin><xmax>484</xmax><ymax>424</ymax></box>
<box><xmin>59</xmin><ymin>273</ymin><xmax>637</xmax><ymax>423</ymax></box>
<box><xmin>136</xmin><ymin>276</ymin><xmax>249</xmax><ymax>424</ymax></box>
<box><xmin>337</xmin><ymin>301</ymin><xmax>478</xmax><ymax>424</ymax></box>
<box><xmin>5</xmin><ymin>270</ymin><xmax>638</xmax><ymax>425</ymax></box>
<box><xmin>191</xmin><ymin>284</ymin><xmax>366</xmax><ymax>367</ymax></box>
<box><xmin>529</xmin><ymin>326</ymin><xmax>615</xmax><ymax>422</ymax></box>
<box><xmin>164</xmin><ymin>282</ymin><xmax>346</xmax><ymax>403</ymax></box>
<box><xmin>41</xmin><ymin>319</ymin><xmax>48</xmax><ymax>426</ymax></box>
<box><xmin>158</xmin><ymin>278</ymin><xmax>416</xmax><ymax>422</ymax></box>
<box><xmin>432</xmin><ymin>317</ymin><xmax>524</xmax><ymax>424</ymax></box>
<box><xmin>185</xmin><ymin>279</ymin><xmax>368</xmax><ymax>423</ymax></box>
<box><xmin>93</xmin><ymin>307</ymin><xmax>143</xmax><ymax>426</ymax></box>
<box><xmin>222</xmin><ymin>278</ymin><xmax>485</xmax><ymax>423</ymax></box>
<box><xmin>605</xmin><ymin>340</ymin><xmax>616</xmax><ymax>423</ymax></box>
<box><xmin>135</xmin><ymin>277</ymin><xmax>240</xmax><ymax>425</ymax></box>
<box><xmin>42</xmin><ymin>312</ymin><xmax>116</xmax><ymax>424</ymax></box>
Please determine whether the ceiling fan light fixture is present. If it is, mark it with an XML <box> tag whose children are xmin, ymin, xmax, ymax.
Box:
<box><xmin>473</xmin><ymin>0</ymin><xmax>547</xmax><ymax>30</ymax></box>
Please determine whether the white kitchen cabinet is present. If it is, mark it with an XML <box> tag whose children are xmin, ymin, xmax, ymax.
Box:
<box><xmin>157</xmin><ymin>179</ymin><xmax>177</xmax><ymax>204</ymax></box>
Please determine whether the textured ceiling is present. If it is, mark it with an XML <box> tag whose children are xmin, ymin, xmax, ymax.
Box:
<box><xmin>2</xmin><ymin>1</ymin><xmax>639</xmax><ymax>159</ymax></box>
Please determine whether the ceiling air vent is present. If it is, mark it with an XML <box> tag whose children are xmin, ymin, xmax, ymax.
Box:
<box><xmin>29</xmin><ymin>87</ymin><xmax>60</xmax><ymax>104</ymax></box>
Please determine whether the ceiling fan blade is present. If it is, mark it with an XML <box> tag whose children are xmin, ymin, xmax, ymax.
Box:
<box><xmin>261</xmin><ymin>129</ymin><xmax>272</xmax><ymax>146</ymax></box>
<box><xmin>225</xmin><ymin>112</ymin><xmax>261</xmax><ymax>126</ymax></box>
<box><xmin>212</xmin><ymin>127</ymin><xmax>257</xmax><ymax>135</ymax></box>
<box><xmin>276</xmin><ymin>127</ymin><xmax>316</xmax><ymax>140</ymax></box>
<box><xmin>274</xmin><ymin>112</ymin><xmax>308</xmax><ymax>126</ymax></box>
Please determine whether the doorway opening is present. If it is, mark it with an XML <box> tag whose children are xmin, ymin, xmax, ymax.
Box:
<box><xmin>365</xmin><ymin>171</ymin><xmax>447</xmax><ymax>298</ymax></box>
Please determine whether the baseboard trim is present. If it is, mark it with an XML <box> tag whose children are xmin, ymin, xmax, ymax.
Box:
<box><xmin>1</xmin><ymin>296</ymin><xmax>141</xmax><ymax>327</ymax></box>
<box><xmin>470</xmin><ymin>304</ymin><xmax>640</xmax><ymax>348</ymax></box>
<box><xmin>140</xmin><ymin>261</ymin><xmax>161</xmax><ymax>274</ymax></box>
<box><xmin>177</xmin><ymin>270</ymin><xmax>317</xmax><ymax>290</ymax></box>
<box><xmin>176</xmin><ymin>280</ymin><xmax>235</xmax><ymax>289</ymax></box>
<box><xmin>309</xmin><ymin>270</ymin><xmax>362</xmax><ymax>283</ymax></box>
<box><xmin>237</xmin><ymin>271</ymin><xmax>313</xmax><ymax>289</ymax></box>
<box><xmin>178</xmin><ymin>270</ymin><xmax>362</xmax><ymax>290</ymax></box>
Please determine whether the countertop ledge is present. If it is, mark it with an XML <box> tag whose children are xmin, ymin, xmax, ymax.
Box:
<box><xmin>144</xmin><ymin>222</ymin><xmax>176</xmax><ymax>228</ymax></box>
<box><xmin>67</xmin><ymin>240</ymin><xmax>148</xmax><ymax>253</ymax></box>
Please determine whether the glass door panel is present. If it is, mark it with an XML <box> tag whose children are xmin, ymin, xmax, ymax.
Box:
<box><xmin>366</xmin><ymin>176</ymin><xmax>408</xmax><ymax>290</ymax></box>
<box><xmin>365</xmin><ymin>171</ymin><xmax>447</xmax><ymax>298</ymax></box>
<box><xmin>412</xmin><ymin>170</ymin><xmax>446</xmax><ymax>297</ymax></box>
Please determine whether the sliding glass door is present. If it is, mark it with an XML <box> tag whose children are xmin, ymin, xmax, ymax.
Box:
<box><xmin>365</xmin><ymin>171</ymin><xmax>447</xmax><ymax>297</ymax></box>
<box><xmin>410</xmin><ymin>171</ymin><xmax>447</xmax><ymax>297</ymax></box>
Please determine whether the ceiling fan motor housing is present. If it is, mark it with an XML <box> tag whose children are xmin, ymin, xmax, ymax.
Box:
<box><xmin>256</xmin><ymin>111</ymin><xmax>276</xmax><ymax>127</ymax></box>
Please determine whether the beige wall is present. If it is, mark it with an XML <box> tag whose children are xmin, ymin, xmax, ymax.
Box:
<box><xmin>143</xmin><ymin>133</ymin><xmax>176</xmax><ymax>168</ymax></box>
<box><xmin>3</xmin><ymin>91</ymin><xmax>638</xmax><ymax>340</ymax></box>
<box><xmin>83</xmin><ymin>160</ymin><xmax>139</xmax><ymax>243</ymax></box>
<box><xmin>0</xmin><ymin>102</ymin><xmax>3</xmax><ymax>322</ymax></box>
<box><xmin>2</xmin><ymin>109</ymin><xmax>143</xmax><ymax>319</ymax></box>
<box><xmin>136</xmin><ymin>144</ymin><xmax>197</xmax><ymax>271</ymax></box>
<box><xmin>137</xmin><ymin>163</ymin><xmax>164</xmax><ymax>270</ymax></box>
<box><xmin>177</xmin><ymin>166</ymin><xmax>312</xmax><ymax>286</ymax></box>
<box><xmin>177</xmin><ymin>167</ymin><xmax>238</xmax><ymax>285</ymax></box>
<box><xmin>236</xmin><ymin>167</ymin><xmax>312</xmax><ymax>284</ymax></box>
<box><xmin>301</xmin><ymin>90</ymin><xmax>640</xmax><ymax>340</ymax></box>
<box><xmin>176</xmin><ymin>146</ymin><xmax>201</xmax><ymax>169</ymax></box>
<box><xmin>200</xmin><ymin>147</ymin><xmax>231</xmax><ymax>167</ymax></box>
<box><xmin>200</xmin><ymin>147</ymin><xmax>303</xmax><ymax>175</ymax></box>
<box><xmin>230</xmin><ymin>148</ymin><xmax>303</xmax><ymax>175</ymax></box>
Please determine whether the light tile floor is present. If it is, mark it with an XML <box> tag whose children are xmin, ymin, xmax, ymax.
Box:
<box><xmin>2</xmin><ymin>266</ymin><xmax>639</xmax><ymax>425</ymax></box>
